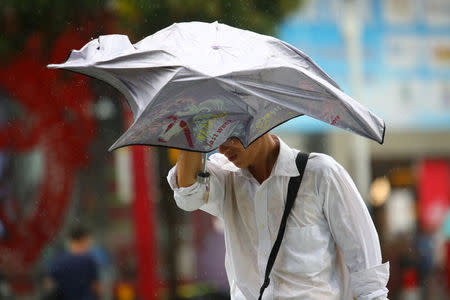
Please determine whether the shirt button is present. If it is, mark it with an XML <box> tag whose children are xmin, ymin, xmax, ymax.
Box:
<box><xmin>264</xmin><ymin>251</ymin><xmax>267</xmax><ymax>256</ymax></box>
<box><xmin>260</xmin><ymin>223</ymin><xmax>265</xmax><ymax>229</ymax></box>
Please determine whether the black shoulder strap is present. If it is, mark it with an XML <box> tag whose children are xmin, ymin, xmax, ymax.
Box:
<box><xmin>258</xmin><ymin>152</ymin><xmax>309</xmax><ymax>300</ymax></box>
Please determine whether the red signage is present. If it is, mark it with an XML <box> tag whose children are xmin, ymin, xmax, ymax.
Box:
<box><xmin>417</xmin><ymin>159</ymin><xmax>450</xmax><ymax>232</ymax></box>
<box><xmin>0</xmin><ymin>29</ymin><xmax>96</xmax><ymax>286</ymax></box>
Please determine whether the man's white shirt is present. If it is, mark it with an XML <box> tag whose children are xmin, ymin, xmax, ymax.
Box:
<box><xmin>167</xmin><ymin>138</ymin><xmax>389</xmax><ymax>300</ymax></box>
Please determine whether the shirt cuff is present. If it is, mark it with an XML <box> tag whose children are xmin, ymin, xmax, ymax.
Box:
<box><xmin>167</xmin><ymin>165</ymin><xmax>197</xmax><ymax>192</ymax></box>
<box><xmin>167</xmin><ymin>165</ymin><xmax>207</xmax><ymax>211</ymax></box>
<box><xmin>350</xmin><ymin>262</ymin><xmax>390</xmax><ymax>300</ymax></box>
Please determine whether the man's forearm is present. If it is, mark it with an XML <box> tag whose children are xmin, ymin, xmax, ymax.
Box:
<box><xmin>176</xmin><ymin>150</ymin><xmax>202</xmax><ymax>187</ymax></box>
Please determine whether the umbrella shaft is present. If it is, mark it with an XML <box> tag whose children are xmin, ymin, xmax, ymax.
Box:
<box><xmin>202</xmin><ymin>152</ymin><xmax>207</xmax><ymax>173</ymax></box>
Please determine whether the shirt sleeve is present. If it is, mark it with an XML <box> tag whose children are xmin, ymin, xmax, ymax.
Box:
<box><xmin>321</xmin><ymin>161</ymin><xmax>390</xmax><ymax>300</ymax></box>
<box><xmin>166</xmin><ymin>156</ymin><xmax>228</xmax><ymax>217</ymax></box>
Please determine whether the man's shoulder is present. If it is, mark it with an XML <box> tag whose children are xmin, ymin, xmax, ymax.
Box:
<box><xmin>51</xmin><ymin>252</ymin><xmax>71</xmax><ymax>266</ymax></box>
<box><xmin>54</xmin><ymin>253</ymin><xmax>95</xmax><ymax>267</ymax></box>
<box><xmin>49</xmin><ymin>253</ymin><xmax>71</xmax><ymax>274</ymax></box>
<box><xmin>305</xmin><ymin>152</ymin><xmax>343</xmax><ymax>176</ymax></box>
<box><xmin>76</xmin><ymin>253</ymin><xmax>97</xmax><ymax>266</ymax></box>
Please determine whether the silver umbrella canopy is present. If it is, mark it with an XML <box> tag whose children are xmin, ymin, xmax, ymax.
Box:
<box><xmin>48</xmin><ymin>21</ymin><xmax>385</xmax><ymax>152</ymax></box>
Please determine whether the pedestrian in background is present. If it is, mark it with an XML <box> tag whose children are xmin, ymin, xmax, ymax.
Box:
<box><xmin>44</xmin><ymin>225</ymin><xmax>100</xmax><ymax>300</ymax></box>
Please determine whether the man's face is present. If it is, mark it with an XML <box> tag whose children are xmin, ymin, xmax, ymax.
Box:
<box><xmin>69</xmin><ymin>236</ymin><xmax>92</xmax><ymax>254</ymax></box>
<box><xmin>218</xmin><ymin>137</ymin><xmax>259</xmax><ymax>169</ymax></box>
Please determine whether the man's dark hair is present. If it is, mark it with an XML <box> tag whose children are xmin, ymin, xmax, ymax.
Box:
<box><xmin>68</xmin><ymin>224</ymin><xmax>90</xmax><ymax>241</ymax></box>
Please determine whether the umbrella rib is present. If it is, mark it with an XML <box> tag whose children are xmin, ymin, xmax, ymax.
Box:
<box><xmin>131</xmin><ymin>66</ymin><xmax>194</xmax><ymax>119</ymax></box>
<box><xmin>219</xmin><ymin>71</ymin><xmax>382</xmax><ymax>142</ymax></box>
<box><xmin>219</xmin><ymin>77</ymin><xmax>334</xmax><ymax>113</ymax></box>
<box><xmin>287</xmin><ymin>67</ymin><xmax>384</xmax><ymax>140</ymax></box>
<box><xmin>63</xmin><ymin>66</ymin><xmax>140</xmax><ymax>117</ymax></box>
<box><xmin>240</xmin><ymin>79</ymin><xmax>335</xmax><ymax>102</ymax></box>
<box><xmin>279</xmin><ymin>41</ymin><xmax>341</xmax><ymax>90</ymax></box>
<box><xmin>90</xmin><ymin>49</ymin><xmax>177</xmax><ymax>68</ymax></box>
<box><xmin>240</xmin><ymin>77</ymin><xmax>378</xmax><ymax>139</ymax></box>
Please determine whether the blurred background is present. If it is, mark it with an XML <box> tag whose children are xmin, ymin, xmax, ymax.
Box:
<box><xmin>0</xmin><ymin>0</ymin><xmax>449</xmax><ymax>299</ymax></box>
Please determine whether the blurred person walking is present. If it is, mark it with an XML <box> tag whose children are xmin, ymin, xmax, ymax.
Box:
<box><xmin>43</xmin><ymin>225</ymin><xmax>100</xmax><ymax>300</ymax></box>
<box><xmin>169</xmin><ymin>134</ymin><xmax>389</xmax><ymax>299</ymax></box>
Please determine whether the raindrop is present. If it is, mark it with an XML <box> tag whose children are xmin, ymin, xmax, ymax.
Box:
<box><xmin>94</xmin><ymin>96</ymin><xmax>116</xmax><ymax>120</ymax></box>
<box><xmin>0</xmin><ymin>220</ymin><xmax>6</xmax><ymax>238</ymax></box>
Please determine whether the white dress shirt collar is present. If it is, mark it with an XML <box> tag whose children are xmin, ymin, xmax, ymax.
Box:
<box><xmin>270</xmin><ymin>137</ymin><xmax>299</xmax><ymax>178</ymax></box>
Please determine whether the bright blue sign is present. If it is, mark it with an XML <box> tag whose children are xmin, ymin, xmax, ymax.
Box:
<box><xmin>275</xmin><ymin>0</ymin><xmax>450</xmax><ymax>133</ymax></box>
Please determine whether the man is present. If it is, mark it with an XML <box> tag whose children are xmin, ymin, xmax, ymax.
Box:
<box><xmin>46</xmin><ymin>225</ymin><xmax>100</xmax><ymax>300</ymax></box>
<box><xmin>167</xmin><ymin>133</ymin><xmax>389</xmax><ymax>299</ymax></box>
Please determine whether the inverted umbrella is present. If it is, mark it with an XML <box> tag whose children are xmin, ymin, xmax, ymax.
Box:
<box><xmin>48</xmin><ymin>21</ymin><xmax>385</xmax><ymax>153</ymax></box>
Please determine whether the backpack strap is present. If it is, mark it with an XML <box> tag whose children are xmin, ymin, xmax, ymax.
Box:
<box><xmin>258</xmin><ymin>152</ymin><xmax>309</xmax><ymax>300</ymax></box>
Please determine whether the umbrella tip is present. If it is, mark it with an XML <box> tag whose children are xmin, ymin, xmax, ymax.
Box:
<box><xmin>107</xmin><ymin>144</ymin><xmax>118</xmax><ymax>152</ymax></box>
<box><xmin>379</xmin><ymin>123</ymin><xmax>386</xmax><ymax>145</ymax></box>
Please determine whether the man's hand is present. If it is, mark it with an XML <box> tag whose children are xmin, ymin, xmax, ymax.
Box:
<box><xmin>176</xmin><ymin>150</ymin><xmax>202</xmax><ymax>187</ymax></box>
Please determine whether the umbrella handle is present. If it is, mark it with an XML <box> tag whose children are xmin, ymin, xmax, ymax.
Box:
<box><xmin>197</xmin><ymin>152</ymin><xmax>210</xmax><ymax>181</ymax></box>
<box><xmin>197</xmin><ymin>152</ymin><xmax>210</xmax><ymax>202</ymax></box>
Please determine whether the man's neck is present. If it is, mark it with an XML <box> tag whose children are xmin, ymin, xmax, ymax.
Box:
<box><xmin>248</xmin><ymin>135</ymin><xmax>280</xmax><ymax>184</ymax></box>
